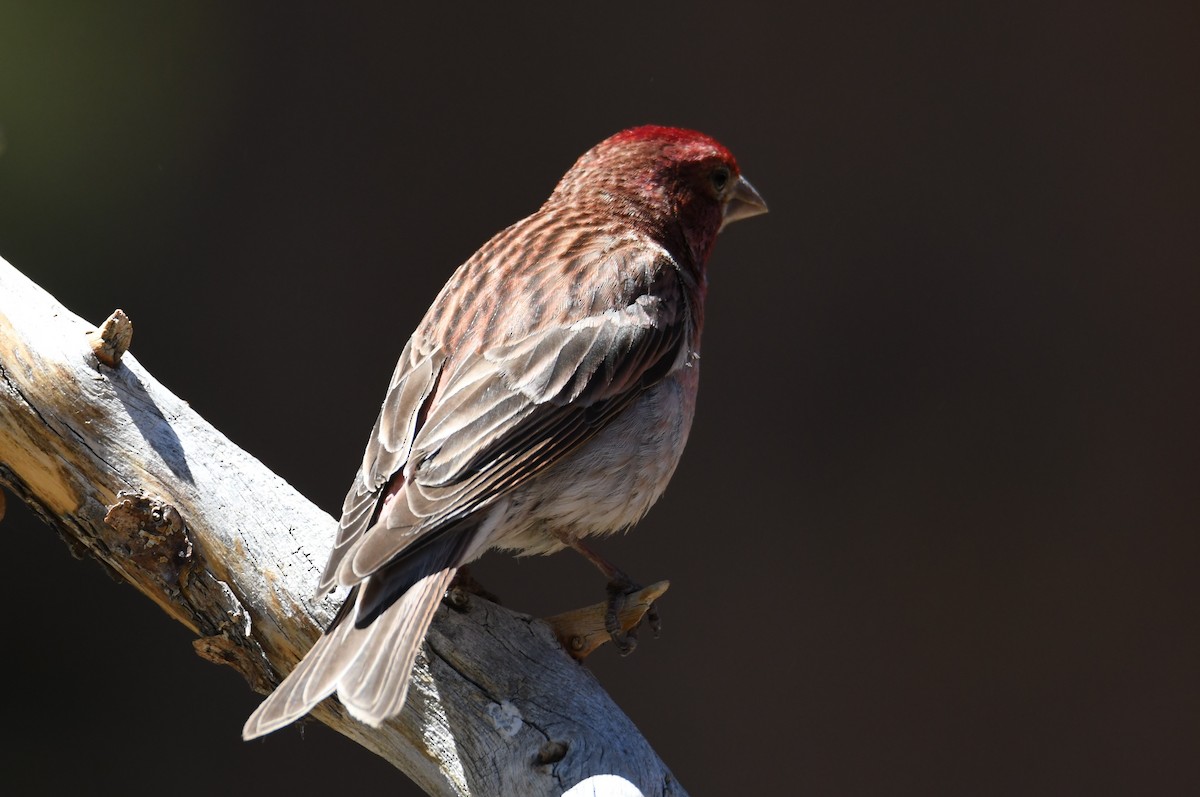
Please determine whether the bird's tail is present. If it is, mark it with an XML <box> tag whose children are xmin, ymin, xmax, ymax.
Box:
<box><xmin>241</xmin><ymin>566</ymin><xmax>457</xmax><ymax>740</ymax></box>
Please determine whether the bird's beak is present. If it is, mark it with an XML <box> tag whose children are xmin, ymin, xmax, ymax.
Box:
<box><xmin>720</xmin><ymin>175</ymin><xmax>768</xmax><ymax>232</ymax></box>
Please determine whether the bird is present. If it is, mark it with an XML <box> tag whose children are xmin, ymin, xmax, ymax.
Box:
<box><xmin>242</xmin><ymin>125</ymin><xmax>767</xmax><ymax>739</ymax></box>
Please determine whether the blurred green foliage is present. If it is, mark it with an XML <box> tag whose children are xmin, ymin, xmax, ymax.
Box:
<box><xmin>0</xmin><ymin>2</ymin><xmax>242</xmax><ymax>286</ymax></box>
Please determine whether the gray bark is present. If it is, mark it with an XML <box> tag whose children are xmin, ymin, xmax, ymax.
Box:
<box><xmin>0</xmin><ymin>255</ymin><xmax>685</xmax><ymax>797</ymax></box>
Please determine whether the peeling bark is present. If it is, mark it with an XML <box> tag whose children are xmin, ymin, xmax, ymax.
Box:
<box><xmin>0</xmin><ymin>255</ymin><xmax>685</xmax><ymax>797</ymax></box>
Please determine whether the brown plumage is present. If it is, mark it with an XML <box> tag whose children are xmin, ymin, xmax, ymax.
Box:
<box><xmin>242</xmin><ymin>125</ymin><xmax>767</xmax><ymax>739</ymax></box>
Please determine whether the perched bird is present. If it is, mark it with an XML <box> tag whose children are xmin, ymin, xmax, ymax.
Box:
<box><xmin>242</xmin><ymin>125</ymin><xmax>767</xmax><ymax>739</ymax></box>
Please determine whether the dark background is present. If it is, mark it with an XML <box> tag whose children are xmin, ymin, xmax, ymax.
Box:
<box><xmin>1</xmin><ymin>2</ymin><xmax>1196</xmax><ymax>795</ymax></box>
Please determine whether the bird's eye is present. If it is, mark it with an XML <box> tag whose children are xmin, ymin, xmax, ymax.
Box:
<box><xmin>710</xmin><ymin>166</ymin><xmax>731</xmax><ymax>193</ymax></box>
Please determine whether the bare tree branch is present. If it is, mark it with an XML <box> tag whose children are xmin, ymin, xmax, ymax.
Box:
<box><xmin>0</xmin><ymin>255</ymin><xmax>685</xmax><ymax>797</ymax></box>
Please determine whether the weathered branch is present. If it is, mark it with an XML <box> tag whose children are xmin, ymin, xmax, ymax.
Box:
<box><xmin>0</xmin><ymin>255</ymin><xmax>685</xmax><ymax>797</ymax></box>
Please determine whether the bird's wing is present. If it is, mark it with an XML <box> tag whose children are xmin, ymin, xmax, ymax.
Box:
<box><xmin>315</xmin><ymin>338</ymin><xmax>448</xmax><ymax>596</ymax></box>
<box><xmin>328</xmin><ymin>248</ymin><xmax>692</xmax><ymax>591</ymax></box>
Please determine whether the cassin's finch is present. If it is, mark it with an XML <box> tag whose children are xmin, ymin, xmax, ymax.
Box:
<box><xmin>243</xmin><ymin>125</ymin><xmax>767</xmax><ymax>738</ymax></box>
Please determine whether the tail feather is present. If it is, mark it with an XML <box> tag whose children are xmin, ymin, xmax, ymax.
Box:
<box><xmin>241</xmin><ymin>567</ymin><xmax>457</xmax><ymax>740</ymax></box>
<box><xmin>241</xmin><ymin>611</ymin><xmax>357</xmax><ymax>740</ymax></box>
<box><xmin>339</xmin><ymin>568</ymin><xmax>457</xmax><ymax>725</ymax></box>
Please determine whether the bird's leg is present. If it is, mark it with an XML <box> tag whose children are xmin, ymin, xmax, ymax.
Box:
<box><xmin>555</xmin><ymin>533</ymin><xmax>660</xmax><ymax>656</ymax></box>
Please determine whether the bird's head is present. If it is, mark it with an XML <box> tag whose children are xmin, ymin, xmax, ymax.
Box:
<box><xmin>550</xmin><ymin>125</ymin><xmax>767</xmax><ymax>266</ymax></box>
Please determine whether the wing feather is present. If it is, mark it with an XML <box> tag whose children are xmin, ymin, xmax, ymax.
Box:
<box><xmin>316</xmin><ymin>342</ymin><xmax>446</xmax><ymax>595</ymax></box>
<box><xmin>325</xmin><ymin>247</ymin><xmax>691</xmax><ymax>589</ymax></box>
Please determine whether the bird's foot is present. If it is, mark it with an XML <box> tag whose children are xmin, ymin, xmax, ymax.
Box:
<box><xmin>544</xmin><ymin>580</ymin><xmax>670</xmax><ymax>660</ymax></box>
<box><xmin>448</xmin><ymin>564</ymin><xmax>502</xmax><ymax>605</ymax></box>
<box><xmin>605</xmin><ymin>575</ymin><xmax>660</xmax><ymax>655</ymax></box>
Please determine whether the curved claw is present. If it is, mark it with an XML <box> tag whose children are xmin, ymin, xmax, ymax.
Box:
<box><xmin>544</xmin><ymin>580</ymin><xmax>670</xmax><ymax>660</ymax></box>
